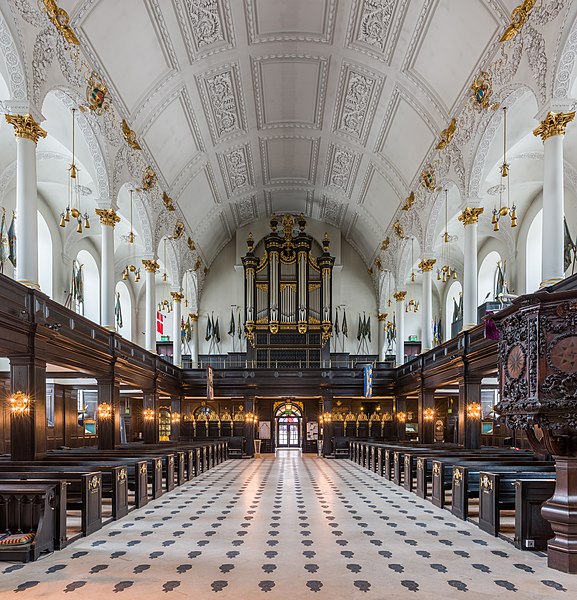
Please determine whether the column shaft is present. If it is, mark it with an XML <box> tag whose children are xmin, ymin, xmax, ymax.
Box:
<box><xmin>171</xmin><ymin>293</ymin><xmax>183</xmax><ymax>368</ymax></box>
<box><xmin>145</xmin><ymin>268</ymin><xmax>156</xmax><ymax>352</ymax></box>
<box><xmin>101</xmin><ymin>223</ymin><xmax>115</xmax><ymax>328</ymax></box>
<box><xmin>394</xmin><ymin>294</ymin><xmax>406</xmax><ymax>365</ymax></box>
<box><xmin>463</xmin><ymin>222</ymin><xmax>478</xmax><ymax>329</ymax></box>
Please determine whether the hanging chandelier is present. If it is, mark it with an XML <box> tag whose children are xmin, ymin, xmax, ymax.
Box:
<box><xmin>59</xmin><ymin>108</ymin><xmax>90</xmax><ymax>233</ymax></box>
<box><xmin>122</xmin><ymin>188</ymin><xmax>141</xmax><ymax>283</ymax></box>
<box><xmin>406</xmin><ymin>239</ymin><xmax>419</xmax><ymax>313</ymax></box>
<box><xmin>492</xmin><ymin>107</ymin><xmax>517</xmax><ymax>231</ymax></box>
<box><xmin>437</xmin><ymin>189</ymin><xmax>458</xmax><ymax>283</ymax></box>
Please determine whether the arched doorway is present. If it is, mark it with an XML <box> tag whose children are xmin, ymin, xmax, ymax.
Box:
<box><xmin>275</xmin><ymin>402</ymin><xmax>302</xmax><ymax>449</ymax></box>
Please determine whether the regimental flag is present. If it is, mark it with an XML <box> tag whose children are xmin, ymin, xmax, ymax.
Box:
<box><xmin>8</xmin><ymin>211</ymin><xmax>16</xmax><ymax>268</ymax></box>
<box><xmin>185</xmin><ymin>317</ymin><xmax>192</xmax><ymax>343</ymax></box>
<box><xmin>357</xmin><ymin>314</ymin><xmax>362</xmax><ymax>341</ymax></box>
<box><xmin>214</xmin><ymin>316</ymin><xmax>221</xmax><ymax>343</ymax></box>
<box><xmin>180</xmin><ymin>317</ymin><xmax>186</xmax><ymax>343</ymax></box>
<box><xmin>115</xmin><ymin>291</ymin><xmax>123</xmax><ymax>329</ymax></box>
<box><xmin>0</xmin><ymin>209</ymin><xmax>9</xmax><ymax>272</ymax></box>
<box><xmin>238</xmin><ymin>309</ymin><xmax>242</xmax><ymax>340</ymax></box>
<box><xmin>228</xmin><ymin>309</ymin><xmax>235</xmax><ymax>337</ymax></box>
<box><xmin>334</xmin><ymin>309</ymin><xmax>340</xmax><ymax>336</ymax></box>
<box><xmin>342</xmin><ymin>310</ymin><xmax>348</xmax><ymax>337</ymax></box>
<box><xmin>366</xmin><ymin>314</ymin><xmax>371</xmax><ymax>343</ymax></box>
<box><xmin>205</xmin><ymin>314</ymin><xmax>212</xmax><ymax>341</ymax></box>
<box><xmin>156</xmin><ymin>311</ymin><xmax>164</xmax><ymax>335</ymax></box>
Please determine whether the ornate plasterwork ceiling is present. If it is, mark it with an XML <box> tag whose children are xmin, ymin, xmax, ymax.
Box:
<box><xmin>5</xmin><ymin>0</ymin><xmax>572</xmax><ymax>275</ymax></box>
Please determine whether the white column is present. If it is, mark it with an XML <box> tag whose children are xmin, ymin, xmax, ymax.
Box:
<box><xmin>5</xmin><ymin>114</ymin><xmax>47</xmax><ymax>290</ymax></box>
<box><xmin>533</xmin><ymin>111</ymin><xmax>575</xmax><ymax>286</ymax></box>
<box><xmin>171</xmin><ymin>291</ymin><xmax>183</xmax><ymax>367</ymax></box>
<box><xmin>143</xmin><ymin>260</ymin><xmax>158</xmax><ymax>352</ymax></box>
<box><xmin>378</xmin><ymin>313</ymin><xmax>387</xmax><ymax>362</ymax></box>
<box><xmin>394</xmin><ymin>291</ymin><xmax>406</xmax><ymax>365</ymax></box>
<box><xmin>419</xmin><ymin>259</ymin><xmax>436</xmax><ymax>352</ymax></box>
<box><xmin>458</xmin><ymin>208</ymin><xmax>483</xmax><ymax>330</ymax></box>
<box><xmin>190</xmin><ymin>314</ymin><xmax>199</xmax><ymax>367</ymax></box>
<box><xmin>96</xmin><ymin>209</ymin><xmax>119</xmax><ymax>329</ymax></box>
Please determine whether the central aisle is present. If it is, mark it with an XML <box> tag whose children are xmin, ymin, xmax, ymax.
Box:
<box><xmin>1</xmin><ymin>452</ymin><xmax>576</xmax><ymax>599</ymax></box>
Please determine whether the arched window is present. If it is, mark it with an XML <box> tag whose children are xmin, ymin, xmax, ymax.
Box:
<box><xmin>478</xmin><ymin>251</ymin><xmax>502</xmax><ymax>305</ymax></box>
<box><xmin>37</xmin><ymin>211</ymin><xmax>53</xmax><ymax>297</ymax></box>
<box><xmin>445</xmin><ymin>280</ymin><xmax>462</xmax><ymax>342</ymax></box>
<box><xmin>115</xmin><ymin>280</ymin><xmax>132</xmax><ymax>340</ymax></box>
<box><xmin>526</xmin><ymin>210</ymin><xmax>542</xmax><ymax>293</ymax></box>
<box><xmin>75</xmin><ymin>249</ymin><xmax>100</xmax><ymax>322</ymax></box>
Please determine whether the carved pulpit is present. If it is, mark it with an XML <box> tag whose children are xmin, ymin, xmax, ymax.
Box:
<box><xmin>492</xmin><ymin>289</ymin><xmax>577</xmax><ymax>572</ymax></box>
<box><xmin>241</xmin><ymin>215</ymin><xmax>335</xmax><ymax>367</ymax></box>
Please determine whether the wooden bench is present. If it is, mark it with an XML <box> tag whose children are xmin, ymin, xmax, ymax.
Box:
<box><xmin>478</xmin><ymin>471</ymin><xmax>557</xmax><ymax>537</ymax></box>
<box><xmin>333</xmin><ymin>437</ymin><xmax>350</xmax><ymax>459</ymax></box>
<box><xmin>514</xmin><ymin>478</ymin><xmax>556</xmax><ymax>551</ymax></box>
<box><xmin>0</xmin><ymin>483</ymin><xmax>63</xmax><ymax>562</ymax></box>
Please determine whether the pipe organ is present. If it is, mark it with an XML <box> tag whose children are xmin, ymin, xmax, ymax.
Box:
<box><xmin>242</xmin><ymin>215</ymin><xmax>335</xmax><ymax>367</ymax></box>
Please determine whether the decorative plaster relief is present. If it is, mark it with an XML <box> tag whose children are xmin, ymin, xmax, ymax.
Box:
<box><xmin>217</xmin><ymin>143</ymin><xmax>255</xmax><ymax>197</ymax></box>
<box><xmin>323</xmin><ymin>143</ymin><xmax>361</xmax><ymax>197</ymax></box>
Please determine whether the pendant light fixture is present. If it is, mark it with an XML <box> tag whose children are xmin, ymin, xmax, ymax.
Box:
<box><xmin>122</xmin><ymin>189</ymin><xmax>141</xmax><ymax>283</ymax></box>
<box><xmin>492</xmin><ymin>107</ymin><xmax>517</xmax><ymax>231</ymax></box>
<box><xmin>59</xmin><ymin>108</ymin><xmax>90</xmax><ymax>232</ymax></box>
<box><xmin>406</xmin><ymin>239</ymin><xmax>419</xmax><ymax>313</ymax></box>
<box><xmin>437</xmin><ymin>189</ymin><xmax>458</xmax><ymax>283</ymax></box>
<box><xmin>158</xmin><ymin>237</ymin><xmax>172</xmax><ymax>314</ymax></box>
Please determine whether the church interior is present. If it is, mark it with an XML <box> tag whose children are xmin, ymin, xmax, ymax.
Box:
<box><xmin>1</xmin><ymin>0</ymin><xmax>577</xmax><ymax>597</ymax></box>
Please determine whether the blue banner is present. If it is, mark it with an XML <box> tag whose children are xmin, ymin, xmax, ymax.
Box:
<box><xmin>363</xmin><ymin>365</ymin><xmax>373</xmax><ymax>398</ymax></box>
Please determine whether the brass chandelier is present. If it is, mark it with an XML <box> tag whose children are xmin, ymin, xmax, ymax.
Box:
<box><xmin>59</xmin><ymin>108</ymin><xmax>90</xmax><ymax>233</ymax></box>
<box><xmin>492</xmin><ymin>107</ymin><xmax>517</xmax><ymax>231</ymax></box>
<box><xmin>437</xmin><ymin>189</ymin><xmax>458</xmax><ymax>283</ymax></box>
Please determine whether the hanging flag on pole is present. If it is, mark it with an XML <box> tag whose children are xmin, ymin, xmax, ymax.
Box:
<box><xmin>366</xmin><ymin>314</ymin><xmax>371</xmax><ymax>343</ymax></box>
<box><xmin>214</xmin><ymin>316</ymin><xmax>221</xmax><ymax>344</ymax></box>
<box><xmin>342</xmin><ymin>310</ymin><xmax>348</xmax><ymax>337</ymax></box>
<box><xmin>238</xmin><ymin>309</ymin><xmax>242</xmax><ymax>340</ymax></box>
<box><xmin>156</xmin><ymin>311</ymin><xmax>164</xmax><ymax>334</ymax></box>
<box><xmin>334</xmin><ymin>309</ymin><xmax>340</xmax><ymax>336</ymax></box>
<box><xmin>8</xmin><ymin>211</ymin><xmax>16</xmax><ymax>269</ymax></box>
<box><xmin>0</xmin><ymin>209</ymin><xmax>9</xmax><ymax>273</ymax></box>
<box><xmin>357</xmin><ymin>314</ymin><xmax>362</xmax><ymax>341</ymax></box>
<box><xmin>180</xmin><ymin>317</ymin><xmax>186</xmax><ymax>344</ymax></box>
<box><xmin>205</xmin><ymin>314</ymin><xmax>212</xmax><ymax>341</ymax></box>
<box><xmin>228</xmin><ymin>309</ymin><xmax>235</xmax><ymax>337</ymax></box>
<box><xmin>115</xmin><ymin>291</ymin><xmax>123</xmax><ymax>329</ymax></box>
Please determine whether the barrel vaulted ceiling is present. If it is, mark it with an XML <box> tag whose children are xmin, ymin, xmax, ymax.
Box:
<box><xmin>3</xmin><ymin>0</ymin><xmax>576</xmax><ymax>285</ymax></box>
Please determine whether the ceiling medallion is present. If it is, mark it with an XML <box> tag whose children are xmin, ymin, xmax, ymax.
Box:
<box><xmin>500</xmin><ymin>0</ymin><xmax>536</xmax><ymax>42</ymax></box>
<box><xmin>401</xmin><ymin>191</ymin><xmax>415</xmax><ymax>211</ymax></box>
<box><xmin>121</xmin><ymin>120</ymin><xmax>141</xmax><ymax>150</ymax></box>
<box><xmin>142</xmin><ymin>166</ymin><xmax>157</xmax><ymax>191</ymax></box>
<box><xmin>163</xmin><ymin>192</ymin><xmax>175</xmax><ymax>211</ymax></box>
<box><xmin>470</xmin><ymin>71</ymin><xmax>499</xmax><ymax>112</ymax></box>
<box><xmin>436</xmin><ymin>118</ymin><xmax>456</xmax><ymax>150</ymax></box>
<box><xmin>80</xmin><ymin>72</ymin><xmax>110</xmax><ymax>114</ymax></box>
<box><xmin>393</xmin><ymin>221</ymin><xmax>404</xmax><ymax>239</ymax></box>
<box><xmin>42</xmin><ymin>0</ymin><xmax>80</xmax><ymax>45</ymax></box>
<box><xmin>420</xmin><ymin>166</ymin><xmax>438</xmax><ymax>192</ymax></box>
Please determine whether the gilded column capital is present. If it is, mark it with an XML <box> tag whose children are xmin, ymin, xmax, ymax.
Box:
<box><xmin>5</xmin><ymin>114</ymin><xmax>47</xmax><ymax>144</ymax></box>
<box><xmin>95</xmin><ymin>208</ymin><xmax>120</xmax><ymax>227</ymax></box>
<box><xmin>393</xmin><ymin>291</ymin><xmax>407</xmax><ymax>302</ymax></box>
<box><xmin>170</xmin><ymin>291</ymin><xmax>184</xmax><ymax>302</ymax></box>
<box><xmin>142</xmin><ymin>259</ymin><xmax>159</xmax><ymax>273</ymax></box>
<box><xmin>418</xmin><ymin>258</ymin><xmax>437</xmax><ymax>272</ymax></box>
<box><xmin>533</xmin><ymin>111</ymin><xmax>575</xmax><ymax>142</ymax></box>
<box><xmin>458</xmin><ymin>207</ymin><xmax>484</xmax><ymax>226</ymax></box>
<box><xmin>189</xmin><ymin>313</ymin><xmax>199</xmax><ymax>322</ymax></box>
<box><xmin>378</xmin><ymin>313</ymin><xmax>388</xmax><ymax>322</ymax></box>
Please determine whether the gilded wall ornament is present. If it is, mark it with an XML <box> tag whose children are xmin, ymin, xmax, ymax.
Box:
<box><xmin>42</xmin><ymin>0</ymin><xmax>80</xmax><ymax>45</ymax></box>
<box><xmin>420</xmin><ymin>166</ymin><xmax>437</xmax><ymax>192</ymax></box>
<box><xmin>533</xmin><ymin>111</ymin><xmax>576</xmax><ymax>142</ymax></box>
<box><xmin>436</xmin><ymin>118</ymin><xmax>456</xmax><ymax>150</ymax></box>
<box><xmin>458</xmin><ymin>207</ymin><xmax>484</xmax><ymax>226</ymax></box>
<box><xmin>374</xmin><ymin>257</ymin><xmax>383</xmax><ymax>271</ymax></box>
<box><xmin>393</xmin><ymin>291</ymin><xmax>407</xmax><ymax>302</ymax></box>
<box><xmin>393</xmin><ymin>221</ymin><xmax>404</xmax><ymax>239</ymax></box>
<box><xmin>381</xmin><ymin>237</ymin><xmax>390</xmax><ymax>251</ymax></box>
<box><xmin>80</xmin><ymin>72</ymin><xmax>110</xmax><ymax>114</ymax></box>
<box><xmin>163</xmin><ymin>192</ymin><xmax>175</xmax><ymax>211</ymax></box>
<box><xmin>95</xmin><ymin>208</ymin><xmax>120</xmax><ymax>227</ymax></box>
<box><xmin>500</xmin><ymin>0</ymin><xmax>536</xmax><ymax>42</ymax></box>
<box><xmin>401</xmin><ymin>191</ymin><xmax>414</xmax><ymax>211</ymax></box>
<box><xmin>142</xmin><ymin>166</ymin><xmax>157</xmax><ymax>191</ymax></box>
<box><xmin>172</xmin><ymin>221</ymin><xmax>185</xmax><ymax>240</ymax></box>
<box><xmin>121</xmin><ymin>119</ymin><xmax>141</xmax><ymax>150</ymax></box>
<box><xmin>5</xmin><ymin>114</ymin><xmax>47</xmax><ymax>144</ymax></box>
<box><xmin>470</xmin><ymin>71</ymin><xmax>499</xmax><ymax>112</ymax></box>
<box><xmin>142</xmin><ymin>259</ymin><xmax>160</xmax><ymax>273</ymax></box>
<box><xmin>187</xmin><ymin>237</ymin><xmax>196</xmax><ymax>251</ymax></box>
<box><xmin>418</xmin><ymin>259</ymin><xmax>436</xmax><ymax>273</ymax></box>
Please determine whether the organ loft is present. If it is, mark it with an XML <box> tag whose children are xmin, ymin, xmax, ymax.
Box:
<box><xmin>1</xmin><ymin>0</ymin><xmax>577</xmax><ymax>596</ymax></box>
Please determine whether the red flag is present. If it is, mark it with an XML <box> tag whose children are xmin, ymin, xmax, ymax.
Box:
<box><xmin>156</xmin><ymin>311</ymin><xmax>164</xmax><ymax>334</ymax></box>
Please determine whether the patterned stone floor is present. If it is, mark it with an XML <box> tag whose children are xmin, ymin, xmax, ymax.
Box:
<box><xmin>1</xmin><ymin>451</ymin><xmax>577</xmax><ymax>599</ymax></box>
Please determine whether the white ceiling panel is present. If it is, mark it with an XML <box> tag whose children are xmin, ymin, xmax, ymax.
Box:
<box><xmin>260</xmin><ymin>137</ymin><xmax>319</xmax><ymax>185</ymax></box>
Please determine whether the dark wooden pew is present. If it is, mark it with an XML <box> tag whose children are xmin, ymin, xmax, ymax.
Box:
<box><xmin>451</xmin><ymin>462</ymin><xmax>554</xmax><ymax>520</ymax></box>
<box><xmin>514</xmin><ymin>478</ymin><xmax>556</xmax><ymax>551</ymax></box>
<box><xmin>0</xmin><ymin>482</ymin><xmax>64</xmax><ymax>562</ymax></box>
<box><xmin>0</xmin><ymin>471</ymin><xmax>102</xmax><ymax>537</ymax></box>
<box><xmin>478</xmin><ymin>471</ymin><xmax>557</xmax><ymax>537</ymax></box>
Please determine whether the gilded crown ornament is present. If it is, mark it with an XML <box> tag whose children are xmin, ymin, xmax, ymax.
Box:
<box><xmin>163</xmin><ymin>192</ymin><xmax>175</xmax><ymax>211</ymax></box>
<box><xmin>5</xmin><ymin>114</ymin><xmax>47</xmax><ymax>144</ymax></box>
<box><xmin>121</xmin><ymin>120</ymin><xmax>141</xmax><ymax>150</ymax></box>
<box><xmin>436</xmin><ymin>118</ymin><xmax>456</xmax><ymax>150</ymax></box>
<box><xmin>470</xmin><ymin>71</ymin><xmax>499</xmax><ymax>112</ymax></box>
<box><xmin>402</xmin><ymin>192</ymin><xmax>415</xmax><ymax>211</ymax></box>
<box><xmin>170</xmin><ymin>291</ymin><xmax>184</xmax><ymax>302</ymax></box>
<box><xmin>42</xmin><ymin>0</ymin><xmax>80</xmax><ymax>45</ymax></box>
<box><xmin>500</xmin><ymin>0</ymin><xmax>536</xmax><ymax>42</ymax></box>
<box><xmin>533</xmin><ymin>111</ymin><xmax>576</xmax><ymax>142</ymax></box>
<box><xmin>142</xmin><ymin>166</ymin><xmax>157</xmax><ymax>191</ymax></box>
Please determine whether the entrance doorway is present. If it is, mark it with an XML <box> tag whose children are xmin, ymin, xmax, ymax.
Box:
<box><xmin>275</xmin><ymin>403</ymin><xmax>302</xmax><ymax>449</ymax></box>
